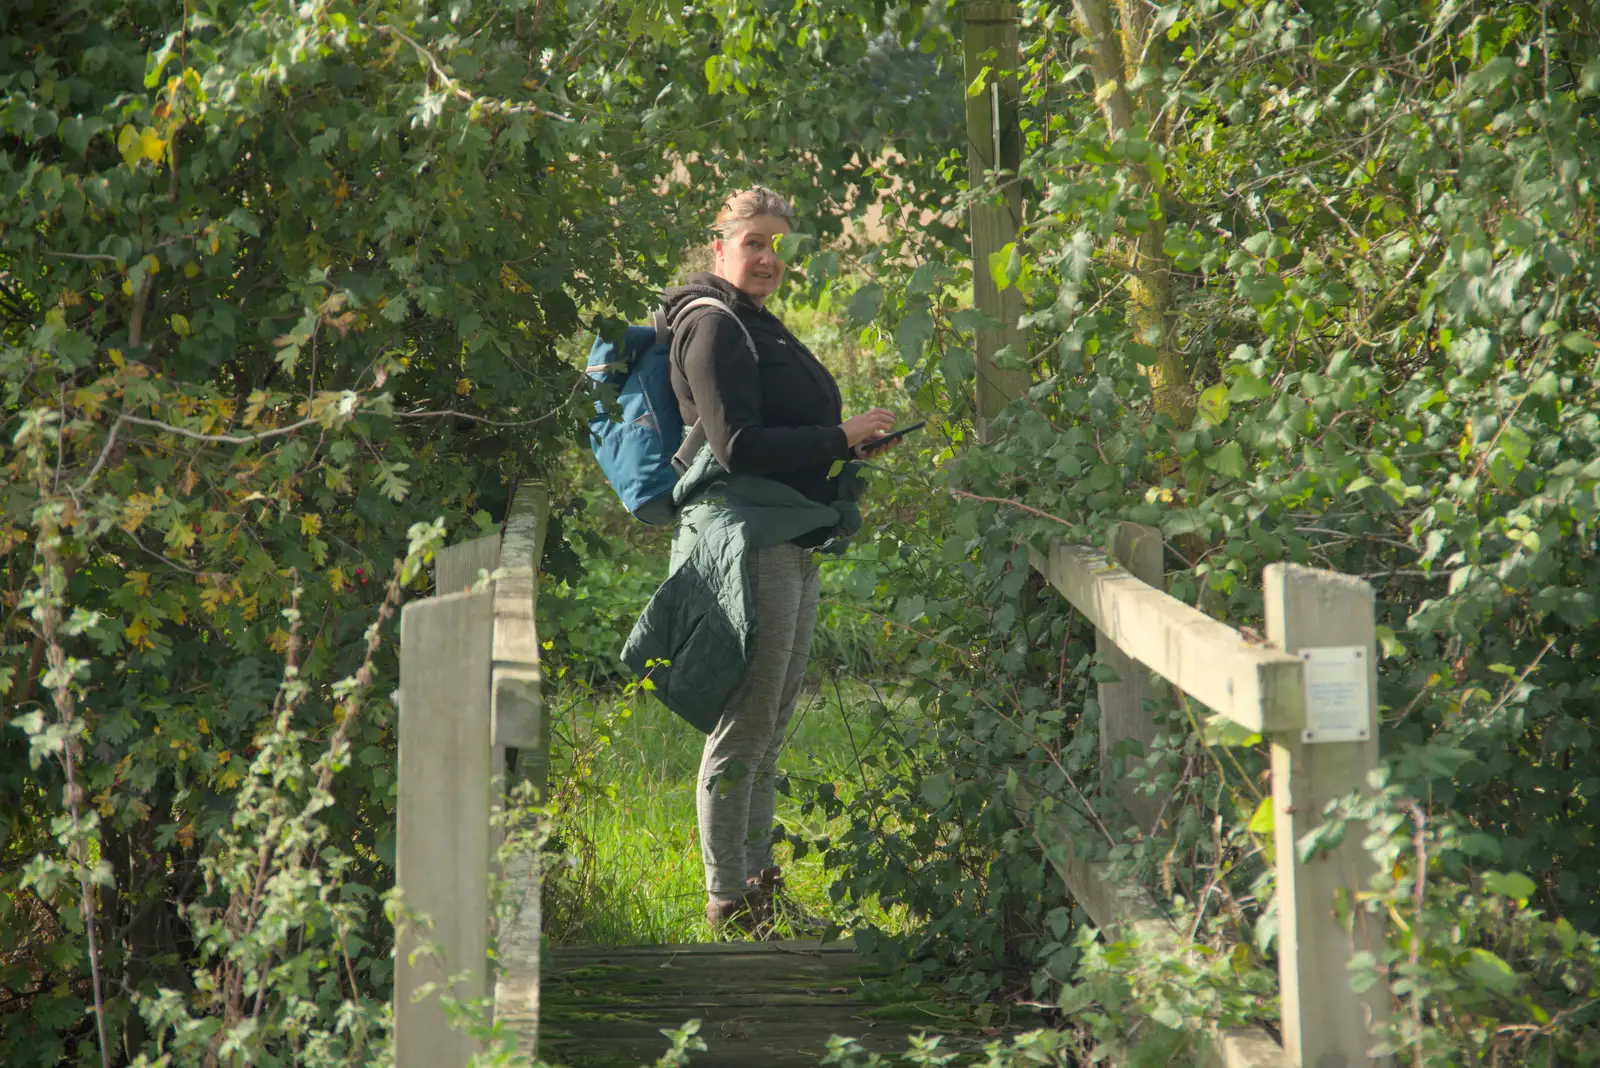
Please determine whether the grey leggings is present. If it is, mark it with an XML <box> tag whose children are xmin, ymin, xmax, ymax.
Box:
<box><xmin>698</xmin><ymin>541</ymin><xmax>821</xmax><ymax>899</ymax></box>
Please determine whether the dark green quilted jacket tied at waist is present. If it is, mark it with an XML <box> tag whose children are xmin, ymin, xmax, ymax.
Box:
<box><xmin>621</xmin><ymin>447</ymin><xmax>864</xmax><ymax>733</ymax></box>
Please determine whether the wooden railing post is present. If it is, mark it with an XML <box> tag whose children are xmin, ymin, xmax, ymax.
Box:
<box><xmin>394</xmin><ymin>485</ymin><xmax>549</xmax><ymax>1066</ymax></box>
<box><xmin>962</xmin><ymin>1</ymin><xmax>1031</xmax><ymax>438</ymax></box>
<box><xmin>1263</xmin><ymin>564</ymin><xmax>1389</xmax><ymax>1066</ymax></box>
<box><xmin>1098</xmin><ymin>522</ymin><xmax>1164</xmax><ymax>831</ymax></box>
<box><xmin>395</xmin><ymin>586</ymin><xmax>494</xmax><ymax>1068</ymax></box>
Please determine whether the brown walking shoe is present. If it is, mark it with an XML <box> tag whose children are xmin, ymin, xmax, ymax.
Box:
<box><xmin>742</xmin><ymin>866</ymin><xmax>783</xmax><ymax>938</ymax></box>
<box><xmin>706</xmin><ymin>892</ymin><xmax>759</xmax><ymax>937</ymax></box>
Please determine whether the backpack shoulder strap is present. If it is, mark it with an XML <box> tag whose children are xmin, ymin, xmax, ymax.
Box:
<box><xmin>663</xmin><ymin>296</ymin><xmax>760</xmax><ymax>474</ymax></box>
<box><xmin>662</xmin><ymin>296</ymin><xmax>759</xmax><ymax>360</ymax></box>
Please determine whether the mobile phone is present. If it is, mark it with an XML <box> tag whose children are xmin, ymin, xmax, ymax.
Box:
<box><xmin>859</xmin><ymin>420</ymin><xmax>926</xmax><ymax>454</ymax></box>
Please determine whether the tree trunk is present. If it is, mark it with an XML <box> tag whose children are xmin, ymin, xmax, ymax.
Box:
<box><xmin>1073</xmin><ymin>0</ymin><xmax>1192</xmax><ymax>426</ymax></box>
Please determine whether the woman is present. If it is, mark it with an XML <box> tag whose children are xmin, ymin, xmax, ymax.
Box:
<box><xmin>660</xmin><ymin>187</ymin><xmax>895</xmax><ymax>933</ymax></box>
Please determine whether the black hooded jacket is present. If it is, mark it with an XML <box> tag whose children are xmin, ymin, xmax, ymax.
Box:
<box><xmin>663</xmin><ymin>273</ymin><xmax>850</xmax><ymax>539</ymax></box>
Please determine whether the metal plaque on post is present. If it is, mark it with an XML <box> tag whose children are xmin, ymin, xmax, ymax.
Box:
<box><xmin>1298</xmin><ymin>646</ymin><xmax>1371</xmax><ymax>743</ymax></box>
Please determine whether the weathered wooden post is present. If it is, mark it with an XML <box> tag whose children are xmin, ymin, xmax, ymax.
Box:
<box><xmin>1097</xmin><ymin>522</ymin><xmax>1165</xmax><ymax>831</ymax></box>
<box><xmin>491</xmin><ymin>487</ymin><xmax>550</xmax><ymax>1058</ymax></box>
<box><xmin>962</xmin><ymin>1</ymin><xmax>1031</xmax><ymax>438</ymax></box>
<box><xmin>394</xmin><ymin>485</ymin><xmax>549</xmax><ymax>1066</ymax></box>
<box><xmin>395</xmin><ymin>586</ymin><xmax>494</xmax><ymax>1068</ymax></box>
<box><xmin>1263</xmin><ymin>564</ymin><xmax>1389</xmax><ymax>1067</ymax></box>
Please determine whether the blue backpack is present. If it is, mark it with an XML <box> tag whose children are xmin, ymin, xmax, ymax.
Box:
<box><xmin>586</xmin><ymin>297</ymin><xmax>755</xmax><ymax>524</ymax></box>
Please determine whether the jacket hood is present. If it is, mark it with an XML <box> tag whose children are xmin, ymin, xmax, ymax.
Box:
<box><xmin>661</xmin><ymin>272</ymin><xmax>756</xmax><ymax>322</ymax></box>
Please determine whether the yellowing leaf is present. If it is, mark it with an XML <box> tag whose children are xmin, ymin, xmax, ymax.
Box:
<box><xmin>300</xmin><ymin>513</ymin><xmax>323</xmax><ymax>537</ymax></box>
<box><xmin>121</xmin><ymin>493</ymin><xmax>156</xmax><ymax>533</ymax></box>
<box><xmin>199</xmin><ymin>586</ymin><xmax>228</xmax><ymax>616</ymax></box>
<box><xmin>125</xmin><ymin>618</ymin><xmax>154</xmax><ymax>650</ymax></box>
<box><xmin>171</xmin><ymin>313</ymin><xmax>191</xmax><ymax>337</ymax></box>
<box><xmin>140</xmin><ymin>126</ymin><xmax>166</xmax><ymax>163</ymax></box>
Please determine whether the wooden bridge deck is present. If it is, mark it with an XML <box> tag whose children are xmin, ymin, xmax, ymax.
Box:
<box><xmin>540</xmin><ymin>940</ymin><xmax>920</xmax><ymax>1067</ymax></box>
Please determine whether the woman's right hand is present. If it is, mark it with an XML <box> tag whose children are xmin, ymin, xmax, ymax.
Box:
<box><xmin>840</xmin><ymin>408</ymin><xmax>896</xmax><ymax>448</ymax></box>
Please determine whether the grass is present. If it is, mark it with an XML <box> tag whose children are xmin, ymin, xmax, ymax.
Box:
<box><xmin>542</xmin><ymin>677</ymin><xmax>914</xmax><ymax>947</ymax></box>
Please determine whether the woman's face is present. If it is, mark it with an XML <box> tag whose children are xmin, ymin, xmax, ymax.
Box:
<box><xmin>712</xmin><ymin>215</ymin><xmax>791</xmax><ymax>305</ymax></box>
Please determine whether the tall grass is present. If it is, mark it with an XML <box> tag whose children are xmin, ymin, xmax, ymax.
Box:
<box><xmin>542</xmin><ymin>678</ymin><xmax>914</xmax><ymax>946</ymax></box>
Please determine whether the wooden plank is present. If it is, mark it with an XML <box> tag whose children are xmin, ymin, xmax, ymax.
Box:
<box><xmin>494</xmin><ymin>848</ymin><xmax>542</xmax><ymax>1060</ymax></box>
<box><xmin>555</xmin><ymin>939</ymin><xmax>860</xmax><ymax>961</ymax></box>
<box><xmin>436</xmin><ymin>533</ymin><xmax>501</xmax><ymax>596</ymax></box>
<box><xmin>1098</xmin><ymin>523</ymin><xmax>1164</xmax><ymax>829</ymax></box>
<box><xmin>492</xmin><ymin>485</ymin><xmax>547</xmax><ymax>667</ymax></box>
<box><xmin>962</xmin><ymin>1</ymin><xmax>1031</xmax><ymax>437</ymax></box>
<box><xmin>1201</xmin><ymin>1029</ymin><xmax>1297</xmax><ymax>1068</ymax></box>
<box><xmin>1030</xmin><ymin>540</ymin><xmax>1304</xmax><ymax>732</ymax></box>
<box><xmin>541</xmin><ymin>942</ymin><xmax>936</xmax><ymax>1068</ymax></box>
<box><xmin>395</xmin><ymin>588</ymin><xmax>495</xmax><ymax>1068</ymax></box>
<box><xmin>491</xmin><ymin>484</ymin><xmax>552</xmax><ymax>1057</ymax></box>
<box><xmin>1264</xmin><ymin>565</ymin><xmax>1389</xmax><ymax>1066</ymax></box>
<box><xmin>492</xmin><ymin>486</ymin><xmax>547</xmax><ymax>750</ymax></box>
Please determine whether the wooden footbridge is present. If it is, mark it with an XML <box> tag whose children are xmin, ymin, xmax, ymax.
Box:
<box><xmin>390</xmin><ymin>485</ymin><xmax>1389</xmax><ymax>1067</ymax></box>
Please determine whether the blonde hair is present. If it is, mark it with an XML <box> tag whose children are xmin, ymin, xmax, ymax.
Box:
<box><xmin>711</xmin><ymin>186</ymin><xmax>796</xmax><ymax>238</ymax></box>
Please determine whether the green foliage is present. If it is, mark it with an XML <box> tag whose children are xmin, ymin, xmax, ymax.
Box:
<box><xmin>0</xmin><ymin>0</ymin><xmax>957</xmax><ymax>1060</ymax></box>
<box><xmin>748</xmin><ymin>0</ymin><xmax>1600</xmax><ymax>1059</ymax></box>
<box><xmin>8</xmin><ymin>0</ymin><xmax>1600</xmax><ymax>1060</ymax></box>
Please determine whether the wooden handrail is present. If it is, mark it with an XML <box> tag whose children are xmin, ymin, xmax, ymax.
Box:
<box><xmin>1028</xmin><ymin>529</ymin><xmax>1388</xmax><ymax>1068</ymax></box>
<box><xmin>1028</xmin><ymin>541</ymin><xmax>1304</xmax><ymax>732</ymax></box>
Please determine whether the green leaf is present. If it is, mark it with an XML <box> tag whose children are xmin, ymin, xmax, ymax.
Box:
<box><xmin>1482</xmin><ymin>871</ymin><xmax>1536</xmax><ymax>902</ymax></box>
<box><xmin>1582</xmin><ymin>55</ymin><xmax>1600</xmax><ymax>96</ymax></box>
<box><xmin>1227</xmin><ymin>371</ymin><xmax>1272</xmax><ymax>402</ymax></box>
<box><xmin>844</xmin><ymin>283</ymin><xmax>882</xmax><ymax>326</ymax></box>
<box><xmin>894</xmin><ymin>307</ymin><xmax>933</xmax><ymax>359</ymax></box>
<box><xmin>1344</xmin><ymin>475</ymin><xmax>1376</xmax><ymax>494</ymax></box>
<box><xmin>1196</xmin><ymin>383</ymin><xmax>1230</xmax><ymax>425</ymax></box>
<box><xmin>987</xmin><ymin>243</ymin><xmax>1017</xmax><ymax>291</ymax></box>
<box><xmin>1206</xmin><ymin>440</ymin><xmax>1246</xmax><ymax>480</ymax></box>
<box><xmin>920</xmin><ymin>770</ymin><xmax>953</xmax><ymax>809</ymax></box>
<box><xmin>1499</xmin><ymin>425</ymin><xmax>1532</xmax><ymax>469</ymax></box>
<box><xmin>1203</xmin><ymin>713</ymin><xmax>1261</xmax><ymax>748</ymax></box>
<box><xmin>966</xmin><ymin>65</ymin><xmax>992</xmax><ymax>98</ymax></box>
<box><xmin>1463</xmin><ymin>948</ymin><xmax>1518</xmax><ymax>996</ymax></box>
<box><xmin>1247</xmin><ymin>797</ymin><xmax>1274</xmax><ymax>836</ymax></box>
<box><xmin>117</xmin><ymin>124</ymin><xmax>142</xmax><ymax>168</ymax></box>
